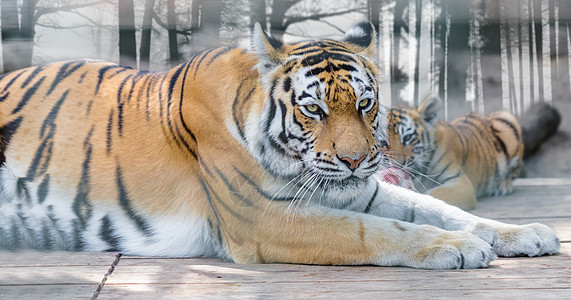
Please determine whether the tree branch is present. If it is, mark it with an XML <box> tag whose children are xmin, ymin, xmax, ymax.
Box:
<box><xmin>152</xmin><ymin>11</ymin><xmax>192</xmax><ymax>37</ymax></box>
<box><xmin>35</xmin><ymin>22</ymin><xmax>114</xmax><ymax>30</ymax></box>
<box><xmin>283</xmin><ymin>8</ymin><xmax>364</xmax><ymax>29</ymax></box>
<box><xmin>35</xmin><ymin>1</ymin><xmax>113</xmax><ymax>23</ymax></box>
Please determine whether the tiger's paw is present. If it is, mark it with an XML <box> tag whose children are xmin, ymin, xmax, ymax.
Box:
<box><xmin>468</xmin><ymin>222</ymin><xmax>560</xmax><ymax>257</ymax></box>
<box><xmin>413</xmin><ymin>230</ymin><xmax>496</xmax><ymax>269</ymax></box>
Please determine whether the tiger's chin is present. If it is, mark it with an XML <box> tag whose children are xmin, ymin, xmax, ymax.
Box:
<box><xmin>315</xmin><ymin>174</ymin><xmax>374</xmax><ymax>206</ymax></box>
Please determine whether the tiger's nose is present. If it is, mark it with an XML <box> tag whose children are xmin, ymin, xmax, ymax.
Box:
<box><xmin>337</xmin><ymin>155</ymin><xmax>367</xmax><ymax>171</ymax></box>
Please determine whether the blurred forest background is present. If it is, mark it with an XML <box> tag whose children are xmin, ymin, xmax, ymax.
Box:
<box><xmin>1</xmin><ymin>0</ymin><xmax>570</xmax><ymax>176</ymax></box>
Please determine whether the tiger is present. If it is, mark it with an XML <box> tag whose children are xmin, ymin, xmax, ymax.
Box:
<box><xmin>386</xmin><ymin>96</ymin><xmax>524</xmax><ymax>210</ymax></box>
<box><xmin>0</xmin><ymin>22</ymin><xmax>559</xmax><ymax>269</ymax></box>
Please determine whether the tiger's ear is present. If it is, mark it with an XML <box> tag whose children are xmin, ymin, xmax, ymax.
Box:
<box><xmin>418</xmin><ymin>95</ymin><xmax>442</xmax><ymax>127</ymax></box>
<box><xmin>342</xmin><ymin>21</ymin><xmax>377</xmax><ymax>60</ymax></box>
<box><xmin>251</xmin><ymin>23</ymin><xmax>285</xmax><ymax>74</ymax></box>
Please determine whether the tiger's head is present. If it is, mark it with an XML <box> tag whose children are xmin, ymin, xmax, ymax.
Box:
<box><xmin>386</xmin><ymin>96</ymin><xmax>441</xmax><ymax>174</ymax></box>
<box><xmin>249</xmin><ymin>22</ymin><xmax>388</xmax><ymax>200</ymax></box>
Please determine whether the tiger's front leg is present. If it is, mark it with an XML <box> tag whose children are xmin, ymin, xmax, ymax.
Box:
<box><xmin>368</xmin><ymin>181</ymin><xmax>560</xmax><ymax>257</ymax></box>
<box><xmin>230</xmin><ymin>203</ymin><xmax>495</xmax><ymax>269</ymax></box>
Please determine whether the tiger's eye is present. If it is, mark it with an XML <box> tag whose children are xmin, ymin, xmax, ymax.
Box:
<box><xmin>306</xmin><ymin>104</ymin><xmax>319</xmax><ymax>112</ymax></box>
<box><xmin>359</xmin><ymin>99</ymin><xmax>371</xmax><ymax>108</ymax></box>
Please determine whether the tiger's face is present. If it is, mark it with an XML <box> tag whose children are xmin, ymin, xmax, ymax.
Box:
<box><xmin>386</xmin><ymin>97</ymin><xmax>441</xmax><ymax>174</ymax></box>
<box><xmin>251</xmin><ymin>22</ymin><xmax>388</xmax><ymax>199</ymax></box>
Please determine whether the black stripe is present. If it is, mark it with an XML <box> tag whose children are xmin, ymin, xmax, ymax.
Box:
<box><xmin>20</xmin><ymin>66</ymin><xmax>45</xmax><ymax>88</ymax></box>
<box><xmin>301</xmin><ymin>52</ymin><xmax>356</xmax><ymax>67</ymax></box>
<box><xmin>177</xmin><ymin>61</ymin><xmax>198</xmax><ymax>144</ymax></box>
<box><xmin>72</xmin><ymin>219</ymin><xmax>84</xmax><ymax>251</ymax></box>
<box><xmin>449</xmin><ymin>125</ymin><xmax>468</xmax><ymax>166</ymax></box>
<box><xmin>291</xmin><ymin>48</ymin><xmax>323</xmax><ymax>56</ymax></box>
<box><xmin>173</xmin><ymin>120</ymin><xmax>198</xmax><ymax>160</ymax></box>
<box><xmin>233</xmin><ymin>167</ymin><xmax>293</xmax><ymax>202</ymax></box>
<box><xmin>145</xmin><ymin>75</ymin><xmax>155</xmax><ymax>121</ymax></box>
<box><xmin>265</xmin><ymin>93</ymin><xmax>277</xmax><ymax>133</ymax></box>
<box><xmin>46</xmin><ymin>61</ymin><xmax>85</xmax><ymax>96</ymax></box>
<box><xmin>99</xmin><ymin>215</ymin><xmax>120</xmax><ymax>251</ymax></box>
<box><xmin>0</xmin><ymin>116</ymin><xmax>24</xmax><ymax>165</ymax></box>
<box><xmin>0</xmin><ymin>92</ymin><xmax>9</xmax><ymax>102</ymax></box>
<box><xmin>168</xmin><ymin>63</ymin><xmax>185</xmax><ymax>102</ymax></box>
<box><xmin>434</xmin><ymin>162</ymin><xmax>453</xmax><ymax>182</ymax></box>
<box><xmin>12</xmin><ymin>76</ymin><xmax>46</xmax><ymax>114</ymax></box>
<box><xmin>193</xmin><ymin>48</ymin><xmax>217</xmax><ymax>78</ymax></box>
<box><xmin>363</xmin><ymin>184</ymin><xmax>379</xmax><ymax>213</ymax></box>
<box><xmin>291</xmin><ymin>42</ymin><xmax>319</xmax><ymax>53</ymax></box>
<box><xmin>106</xmin><ymin>109</ymin><xmax>114</xmax><ymax>155</ymax></box>
<box><xmin>136</xmin><ymin>75</ymin><xmax>152</xmax><ymax>110</ymax></box>
<box><xmin>206</xmin><ymin>179</ymin><xmax>253</xmax><ymax>225</ymax></box>
<box><xmin>116</xmin><ymin>165</ymin><xmax>152</xmax><ymax>236</ymax></box>
<box><xmin>493</xmin><ymin>117</ymin><xmax>521</xmax><ymax>141</ymax></box>
<box><xmin>214</xmin><ymin>167</ymin><xmax>254</xmax><ymax>206</ymax></box>
<box><xmin>78</xmin><ymin>71</ymin><xmax>88</xmax><ymax>83</ymax></box>
<box><xmin>25</xmin><ymin>130</ymin><xmax>54</xmax><ymax>180</ymax></box>
<box><xmin>439</xmin><ymin>170</ymin><xmax>462</xmax><ymax>185</ymax></box>
<box><xmin>277</xmin><ymin>101</ymin><xmax>289</xmax><ymax>144</ymax></box>
<box><xmin>207</xmin><ymin>46</ymin><xmax>235</xmax><ymax>66</ymax></box>
<box><xmin>305</xmin><ymin>65</ymin><xmax>332</xmax><ymax>77</ymax></box>
<box><xmin>494</xmin><ymin>134</ymin><xmax>510</xmax><ymax>161</ymax></box>
<box><xmin>199</xmin><ymin>179</ymin><xmax>223</xmax><ymax>226</ymax></box>
<box><xmin>1</xmin><ymin>70</ymin><xmax>26</xmax><ymax>93</ymax></box>
<box><xmin>116</xmin><ymin>74</ymin><xmax>134</xmax><ymax>136</ymax></box>
<box><xmin>267</xmin><ymin>135</ymin><xmax>290</xmax><ymax>156</ymax></box>
<box><xmin>41</xmin><ymin>221</ymin><xmax>53</xmax><ymax>250</ymax></box>
<box><xmin>40</xmin><ymin>90</ymin><xmax>69</xmax><ymax>138</ymax></box>
<box><xmin>17</xmin><ymin>177</ymin><xmax>31</xmax><ymax>201</ymax></box>
<box><xmin>231</xmin><ymin>82</ymin><xmax>249</xmax><ymax>142</ymax></box>
<box><xmin>108</xmin><ymin>68</ymin><xmax>130</xmax><ymax>79</ymax></box>
<box><xmin>72</xmin><ymin>127</ymin><xmax>95</xmax><ymax>228</ymax></box>
<box><xmin>37</xmin><ymin>175</ymin><xmax>50</xmax><ymax>204</ymax></box>
<box><xmin>335</xmin><ymin>63</ymin><xmax>357</xmax><ymax>72</ymax></box>
<box><xmin>165</xmin><ymin>64</ymin><xmax>186</xmax><ymax>148</ymax></box>
<box><xmin>95</xmin><ymin>65</ymin><xmax>126</xmax><ymax>95</ymax></box>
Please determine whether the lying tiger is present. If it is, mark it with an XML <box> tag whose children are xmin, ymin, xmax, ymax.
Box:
<box><xmin>0</xmin><ymin>22</ymin><xmax>559</xmax><ymax>269</ymax></box>
<box><xmin>386</xmin><ymin>96</ymin><xmax>524</xmax><ymax>210</ymax></box>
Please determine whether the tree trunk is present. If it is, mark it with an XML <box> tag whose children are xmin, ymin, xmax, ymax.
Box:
<box><xmin>191</xmin><ymin>0</ymin><xmax>200</xmax><ymax>30</ymax></box>
<box><xmin>249</xmin><ymin>0</ymin><xmax>267</xmax><ymax>30</ymax></box>
<box><xmin>443</xmin><ymin>0</ymin><xmax>470</xmax><ymax>117</ymax></box>
<box><xmin>391</xmin><ymin>0</ymin><xmax>407</xmax><ymax>104</ymax></box>
<box><xmin>191</xmin><ymin>0</ymin><xmax>222</xmax><ymax>53</ymax></box>
<box><xmin>367</xmin><ymin>0</ymin><xmax>380</xmax><ymax>35</ymax></box>
<box><xmin>167</xmin><ymin>0</ymin><xmax>179</xmax><ymax>67</ymax></box>
<box><xmin>118</xmin><ymin>0</ymin><xmax>137</xmax><ymax>67</ymax></box>
<box><xmin>269</xmin><ymin>0</ymin><xmax>299</xmax><ymax>38</ymax></box>
<box><xmin>1</xmin><ymin>0</ymin><xmax>20</xmax><ymax>73</ymax></box>
<box><xmin>139</xmin><ymin>0</ymin><xmax>155</xmax><ymax>71</ymax></box>
<box><xmin>19</xmin><ymin>0</ymin><xmax>36</xmax><ymax>69</ymax></box>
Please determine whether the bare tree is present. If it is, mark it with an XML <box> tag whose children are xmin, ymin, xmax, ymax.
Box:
<box><xmin>269</xmin><ymin>0</ymin><xmax>300</xmax><ymax>38</ymax></box>
<box><xmin>167</xmin><ymin>0</ymin><xmax>179</xmax><ymax>66</ymax></box>
<box><xmin>191</xmin><ymin>0</ymin><xmax>222</xmax><ymax>53</ymax></box>
<box><xmin>249</xmin><ymin>0</ymin><xmax>267</xmax><ymax>30</ymax></box>
<box><xmin>0</xmin><ymin>0</ymin><xmax>36</xmax><ymax>73</ymax></box>
<box><xmin>1</xmin><ymin>0</ymin><xmax>104</xmax><ymax>73</ymax></box>
<box><xmin>118</xmin><ymin>0</ymin><xmax>137</xmax><ymax>67</ymax></box>
<box><xmin>140</xmin><ymin>0</ymin><xmax>156</xmax><ymax>70</ymax></box>
<box><xmin>1</xmin><ymin>0</ymin><xmax>21</xmax><ymax>73</ymax></box>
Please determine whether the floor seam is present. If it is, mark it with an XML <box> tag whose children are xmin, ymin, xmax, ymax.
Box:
<box><xmin>91</xmin><ymin>253</ymin><xmax>122</xmax><ymax>300</ymax></box>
